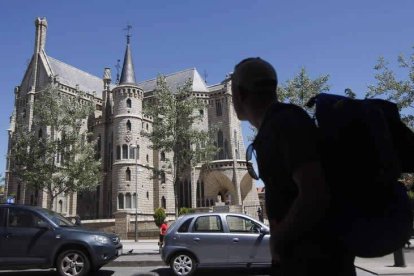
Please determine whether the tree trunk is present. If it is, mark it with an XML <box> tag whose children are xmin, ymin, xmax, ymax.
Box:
<box><xmin>48</xmin><ymin>192</ymin><xmax>54</xmax><ymax>210</ymax></box>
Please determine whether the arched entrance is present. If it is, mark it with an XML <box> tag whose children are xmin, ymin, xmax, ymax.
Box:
<box><xmin>197</xmin><ymin>171</ymin><xmax>237</xmax><ymax>207</ymax></box>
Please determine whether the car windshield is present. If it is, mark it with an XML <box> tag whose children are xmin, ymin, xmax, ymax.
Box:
<box><xmin>38</xmin><ymin>209</ymin><xmax>75</xmax><ymax>227</ymax></box>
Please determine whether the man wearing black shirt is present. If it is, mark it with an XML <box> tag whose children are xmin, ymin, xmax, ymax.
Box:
<box><xmin>231</xmin><ymin>58</ymin><xmax>356</xmax><ymax>275</ymax></box>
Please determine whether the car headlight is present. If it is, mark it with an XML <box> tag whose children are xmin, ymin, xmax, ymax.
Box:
<box><xmin>94</xmin><ymin>235</ymin><xmax>110</xmax><ymax>244</ymax></box>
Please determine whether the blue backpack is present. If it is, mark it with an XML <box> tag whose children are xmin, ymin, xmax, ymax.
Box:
<box><xmin>306</xmin><ymin>93</ymin><xmax>413</xmax><ymax>258</ymax></box>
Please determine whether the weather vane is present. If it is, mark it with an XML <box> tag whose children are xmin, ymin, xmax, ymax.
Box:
<box><xmin>124</xmin><ymin>23</ymin><xmax>132</xmax><ymax>44</ymax></box>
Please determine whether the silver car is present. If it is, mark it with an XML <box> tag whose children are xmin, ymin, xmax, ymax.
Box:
<box><xmin>161</xmin><ymin>212</ymin><xmax>271</xmax><ymax>276</ymax></box>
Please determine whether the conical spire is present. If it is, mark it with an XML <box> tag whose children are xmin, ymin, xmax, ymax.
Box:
<box><xmin>119</xmin><ymin>33</ymin><xmax>136</xmax><ymax>85</ymax></box>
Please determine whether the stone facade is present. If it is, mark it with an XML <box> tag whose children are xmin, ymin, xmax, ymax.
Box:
<box><xmin>5</xmin><ymin>18</ymin><xmax>260</xmax><ymax>223</ymax></box>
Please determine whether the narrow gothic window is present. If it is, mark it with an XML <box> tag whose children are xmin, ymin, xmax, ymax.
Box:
<box><xmin>135</xmin><ymin>145</ymin><xmax>140</xmax><ymax>159</ymax></box>
<box><xmin>161</xmin><ymin>196</ymin><xmax>166</xmax><ymax>209</ymax></box>
<box><xmin>216</xmin><ymin>100</ymin><xmax>222</xmax><ymax>116</ymax></box>
<box><xmin>58</xmin><ymin>200</ymin><xmax>63</xmax><ymax>213</ymax></box>
<box><xmin>116</xmin><ymin>146</ymin><xmax>121</xmax><ymax>160</ymax></box>
<box><xmin>56</xmin><ymin>139</ymin><xmax>61</xmax><ymax>164</ymax></box>
<box><xmin>146</xmin><ymin>154</ymin><xmax>149</xmax><ymax>162</ymax></box>
<box><xmin>160</xmin><ymin>151</ymin><xmax>165</xmax><ymax>161</ymax></box>
<box><xmin>127</xmin><ymin>98</ymin><xmax>132</xmax><ymax>108</ymax></box>
<box><xmin>161</xmin><ymin>171</ymin><xmax>166</xmax><ymax>184</ymax></box>
<box><xmin>126</xmin><ymin>120</ymin><xmax>131</xmax><ymax>131</ymax></box>
<box><xmin>132</xmin><ymin>193</ymin><xmax>137</xmax><ymax>208</ymax></box>
<box><xmin>217</xmin><ymin>130</ymin><xmax>224</xmax><ymax>159</ymax></box>
<box><xmin>129</xmin><ymin>146</ymin><xmax>135</xmax><ymax>159</ymax></box>
<box><xmin>126</xmin><ymin>167</ymin><xmax>131</xmax><ymax>181</ymax></box>
<box><xmin>146</xmin><ymin>191</ymin><xmax>149</xmax><ymax>199</ymax></box>
<box><xmin>122</xmin><ymin>144</ymin><xmax>128</xmax><ymax>159</ymax></box>
<box><xmin>118</xmin><ymin>193</ymin><xmax>124</xmax><ymax>209</ymax></box>
<box><xmin>125</xmin><ymin>193</ymin><xmax>132</xmax><ymax>209</ymax></box>
<box><xmin>38</xmin><ymin>129</ymin><xmax>43</xmax><ymax>138</ymax></box>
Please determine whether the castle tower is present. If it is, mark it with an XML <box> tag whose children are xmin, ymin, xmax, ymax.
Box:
<box><xmin>111</xmin><ymin>32</ymin><xmax>145</xmax><ymax>215</ymax></box>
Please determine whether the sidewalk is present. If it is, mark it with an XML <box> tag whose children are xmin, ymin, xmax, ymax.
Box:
<box><xmin>112</xmin><ymin>239</ymin><xmax>164</xmax><ymax>267</ymax></box>
<box><xmin>113</xmin><ymin>239</ymin><xmax>414</xmax><ymax>275</ymax></box>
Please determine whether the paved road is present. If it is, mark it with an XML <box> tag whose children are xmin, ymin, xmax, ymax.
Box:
<box><xmin>0</xmin><ymin>266</ymin><xmax>375</xmax><ymax>276</ymax></box>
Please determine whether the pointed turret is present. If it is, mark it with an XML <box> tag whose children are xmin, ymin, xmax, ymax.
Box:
<box><xmin>119</xmin><ymin>34</ymin><xmax>137</xmax><ymax>85</ymax></box>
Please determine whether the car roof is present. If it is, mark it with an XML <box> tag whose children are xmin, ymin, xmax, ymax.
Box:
<box><xmin>0</xmin><ymin>204</ymin><xmax>48</xmax><ymax>212</ymax></box>
<box><xmin>178</xmin><ymin>212</ymin><xmax>254</xmax><ymax>219</ymax></box>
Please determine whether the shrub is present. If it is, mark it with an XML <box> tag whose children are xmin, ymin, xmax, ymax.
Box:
<box><xmin>178</xmin><ymin>207</ymin><xmax>195</xmax><ymax>216</ymax></box>
<box><xmin>153</xmin><ymin>207</ymin><xmax>166</xmax><ymax>227</ymax></box>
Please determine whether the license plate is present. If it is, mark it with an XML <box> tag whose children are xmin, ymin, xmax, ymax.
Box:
<box><xmin>117</xmin><ymin>249</ymin><xmax>122</xmax><ymax>256</ymax></box>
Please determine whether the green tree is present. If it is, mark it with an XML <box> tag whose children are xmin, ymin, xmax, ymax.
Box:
<box><xmin>344</xmin><ymin>88</ymin><xmax>357</xmax><ymax>99</ymax></box>
<box><xmin>367</xmin><ymin>47</ymin><xmax>414</xmax><ymax>205</ymax></box>
<box><xmin>278</xmin><ymin>67</ymin><xmax>330</xmax><ymax>112</ymax></box>
<box><xmin>11</xmin><ymin>85</ymin><xmax>101</xmax><ymax>209</ymax></box>
<box><xmin>248</xmin><ymin>68</ymin><xmax>330</xmax><ymax>141</ymax></box>
<box><xmin>143</xmin><ymin>76</ymin><xmax>217</xmax><ymax>215</ymax></box>
<box><xmin>366</xmin><ymin>47</ymin><xmax>414</xmax><ymax>127</ymax></box>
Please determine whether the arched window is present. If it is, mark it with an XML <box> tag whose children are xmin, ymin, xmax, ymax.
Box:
<box><xmin>161</xmin><ymin>196</ymin><xmax>166</xmax><ymax>209</ymax></box>
<box><xmin>58</xmin><ymin>200</ymin><xmax>63</xmax><ymax>213</ymax></box>
<box><xmin>126</xmin><ymin>120</ymin><xmax>131</xmax><ymax>131</ymax></box>
<box><xmin>116</xmin><ymin>146</ymin><xmax>121</xmax><ymax>160</ymax></box>
<box><xmin>122</xmin><ymin>144</ymin><xmax>128</xmax><ymax>159</ymax></box>
<box><xmin>125</xmin><ymin>193</ymin><xmax>132</xmax><ymax>209</ymax></box>
<box><xmin>146</xmin><ymin>123</ymin><xmax>149</xmax><ymax>131</ymax></box>
<box><xmin>146</xmin><ymin>191</ymin><xmax>149</xmax><ymax>199</ymax></box>
<box><xmin>129</xmin><ymin>146</ymin><xmax>135</xmax><ymax>159</ymax></box>
<box><xmin>135</xmin><ymin>145</ymin><xmax>140</xmax><ymax>160</ymax></box>
<box><xmin>234</xmin><ymin>130</ymin><xmax>238</xmax><ymax>146</ymax></box>
<box><xmin>126</xmin><ymin>98</ymin><xmax>132</xmax><ymax>108</ymax></box>
<box><xmin>126</xmin><ymin>167</ymin><xmax>131</xmax><ymax>181</ymax></box>
<box><xmin>56</xmin><ymin>139</ymin><xmax>61</xmax><ymax>164</ymax></box>
<box><xmin>118</xmin><ymin>193</ymin><xmax>124</xmax><ymax>209</ymax></box>
<box><xmin>161</xmin><ymin>171</ymin><xmax>166</xmax><ymax>184</ymax></box>
<box><xmin>216</xmin><ymin>100</ymin><xmax>222</xmax><ymax>116</ymax></box>
<box><xmin>217</xmin><ymin>130</ymin><xmax>224</xmax><ymax>159</ymax></box>
<box><xmin>160</xmin><ymin>151</ymin><xmax>165</xmax><ymax>161</ymax></box>
<box><xmin>38</xmin><ymin>129</ymin><xmax>43</xmax><ymax>138</ymax></box>
<box><xmin>132</xmin><ymin>193</ymin><xmax>137</xmax><ymax>208</ymax></box>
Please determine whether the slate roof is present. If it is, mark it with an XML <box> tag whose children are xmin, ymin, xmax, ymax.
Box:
<box><xmin>138</xmin><ymin>68</ymin><xmax>209</xmax><ymax>93</ymax></box>
<box><xmin>45</xmin><ymin>56</ymin><xmax>209</xmax><ymax>98</ymax></box>
<box><xmin>47</xmin><ymin>56</ymin><xmax>104</xmax><ymax>98</ymax></box>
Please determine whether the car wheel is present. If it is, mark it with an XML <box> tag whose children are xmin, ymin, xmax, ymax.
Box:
<box><xmin>170</xmin><ymin>253</ymin><xmax>197</xmax><ymax>276</ymax></box>
<box><xmin>56</xmin><ymin>249</ymin><xmax>90</xmax><ymax>276</ymax></box>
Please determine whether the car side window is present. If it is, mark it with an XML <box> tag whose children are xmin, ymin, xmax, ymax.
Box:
<box><xmin>8</xmin><ymin>209</ymin><xmax>45</xmax><ymax>228</ymax></box>
<box><xmin>226</xmin><ymin>215</ymin><xmax>260</xmax><ymax>233</ymax></box>
<box><xmin>177</xmin><ymin>217</ymin><xmax>193</xmax><ymax>233</ymax></box>
<box><xmin>193</xmin><ymin>215</ymin><xmax>223</xmax><ymax>232</ymax></box>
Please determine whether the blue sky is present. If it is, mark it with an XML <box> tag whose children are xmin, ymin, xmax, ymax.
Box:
<box><xmin>0</xmin><ymin>0</ymin><xmax>413</xmax><ymax>185</ymax></box>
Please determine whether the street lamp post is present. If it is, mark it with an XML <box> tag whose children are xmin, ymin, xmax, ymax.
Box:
<box><xmin>131</xmin><ymin>143</ymin><xmax>139</xmax><ymax>242</ymax></box>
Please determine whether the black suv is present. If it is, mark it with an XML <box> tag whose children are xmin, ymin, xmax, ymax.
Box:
<box><xmin>0</xmin><ymin>204</ymin><xmax>122</xmax><ymax>276</ymax></box>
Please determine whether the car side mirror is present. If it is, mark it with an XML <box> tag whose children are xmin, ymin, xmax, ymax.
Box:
<box><xmin>37</xmin><ymin>220</ymin><xmax>51</xmax><ymax>230</ymax></box>
<box><xmin>259</xmin><ymin>227</ymin><xmax>269</xmax><ymax>235</ymax></box>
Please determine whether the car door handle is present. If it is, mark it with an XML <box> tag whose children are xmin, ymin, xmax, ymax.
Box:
<box><xmin>233</xmin><ymin>238</ymin><xmax>239</xmax><ymax>243</ymax></box>
<box><xmin>193</xmin><ymin>238</ymin><xmax>200</xmax><ymax>242</ymax></box>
